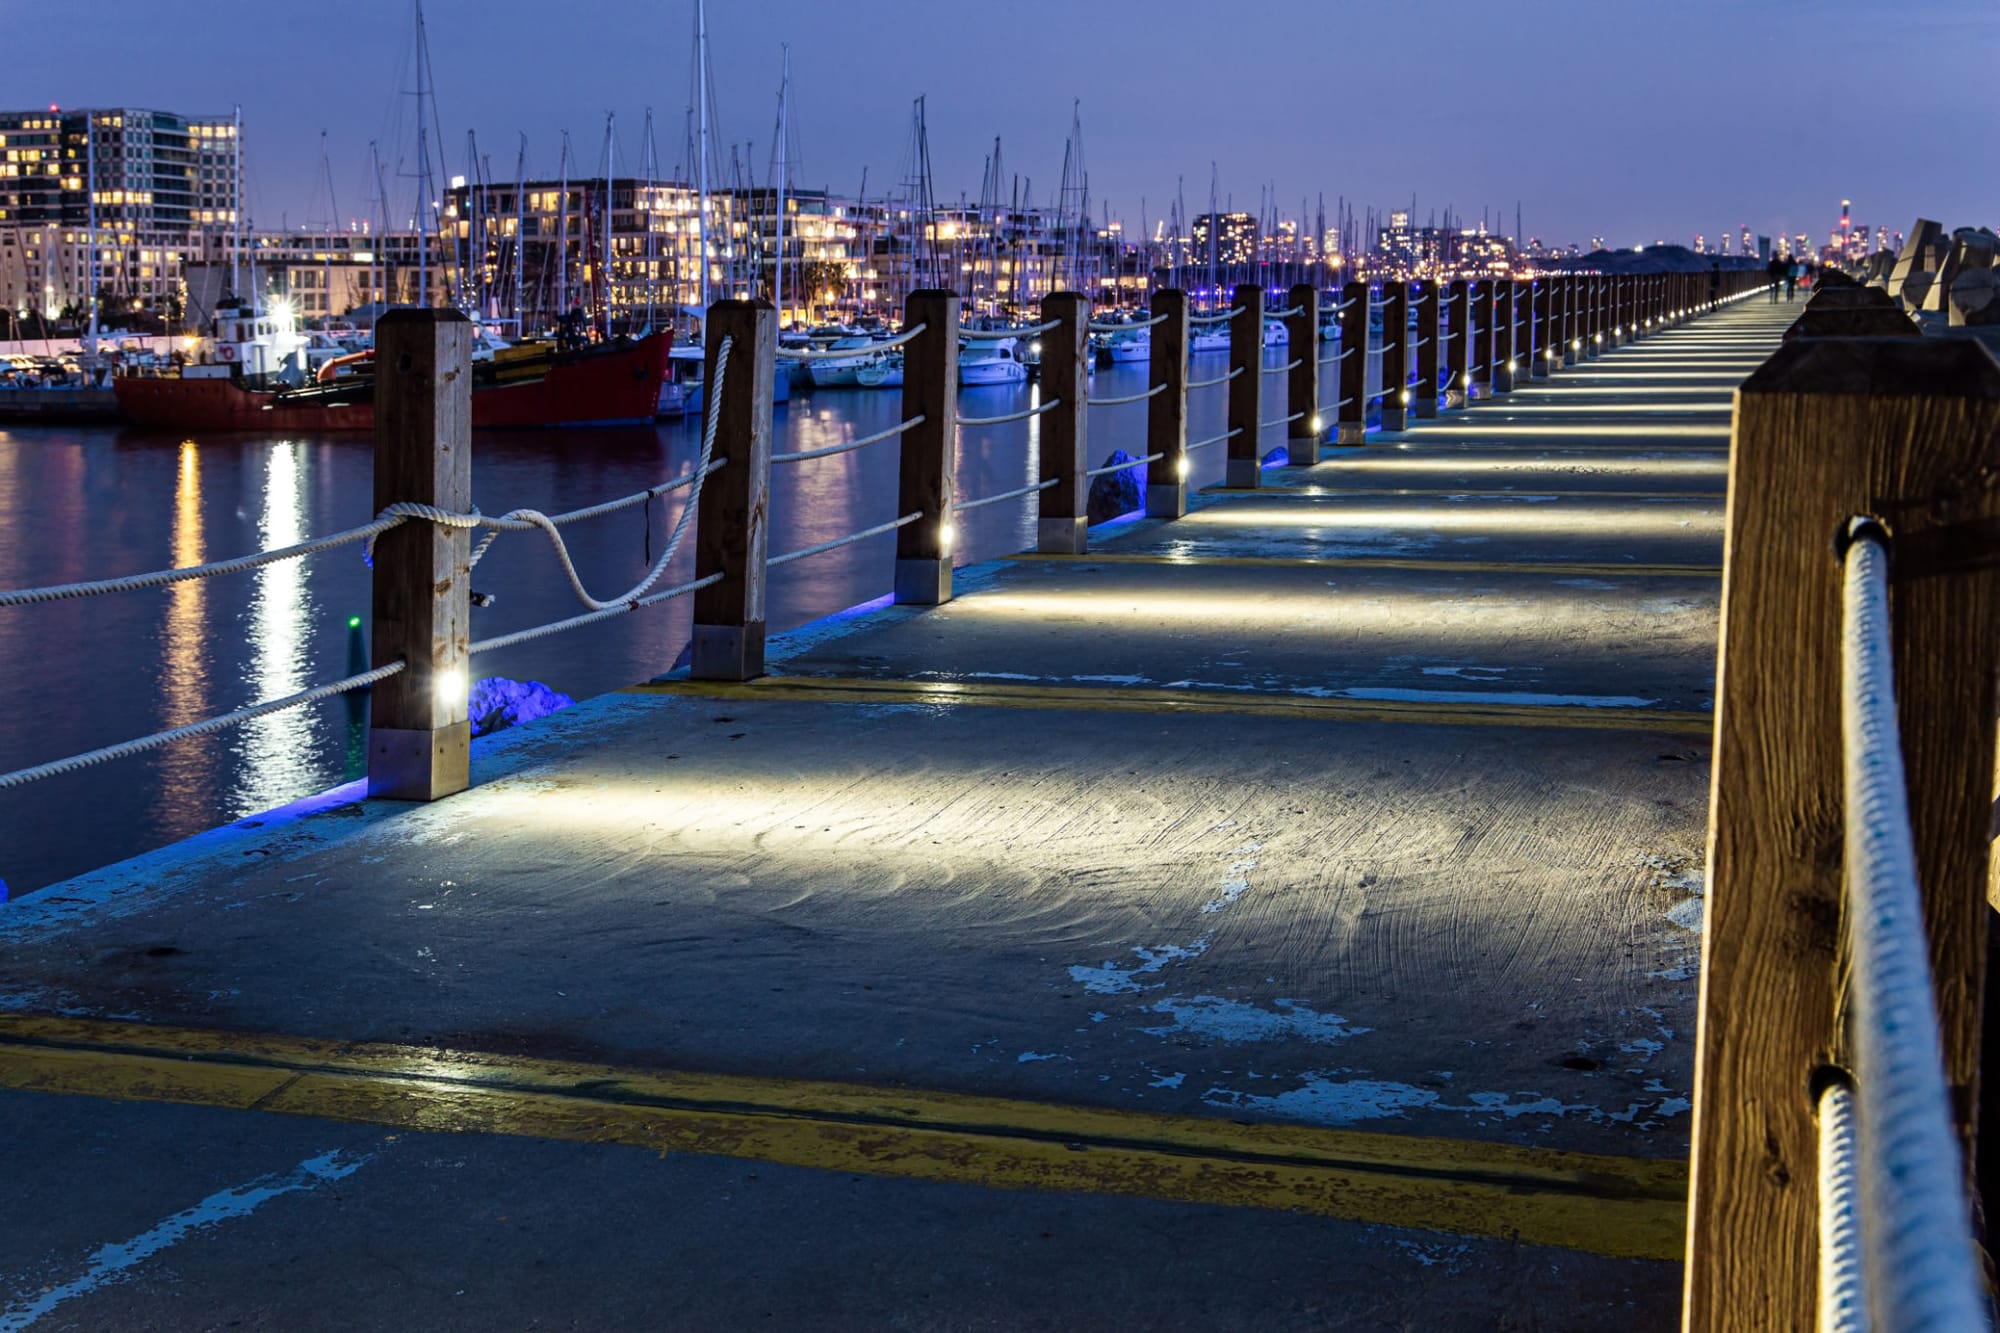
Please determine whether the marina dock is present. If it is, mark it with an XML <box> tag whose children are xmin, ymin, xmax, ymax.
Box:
<box><xmin>0</xmin><ymin>297</ymin><xmax>1798</xmax><ymax>1328</ymax></box>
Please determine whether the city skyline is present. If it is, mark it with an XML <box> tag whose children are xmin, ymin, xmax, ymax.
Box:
<box><xmin>8</xmin><ymin>0</ymin><xmax>1993</xmax><ymax>253</ymax></box>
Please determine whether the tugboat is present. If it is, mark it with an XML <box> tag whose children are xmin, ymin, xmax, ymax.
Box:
<box><xmin>115</xmin><ymin>299</ymin><xmax>671</xmax><ymax>431</ymax></box>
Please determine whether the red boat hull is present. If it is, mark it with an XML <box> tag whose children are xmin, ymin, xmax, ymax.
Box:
<box><xmin>114</xmin><ymin>331</ymin><xmax>672</xmax><ymax>432</ymax></box>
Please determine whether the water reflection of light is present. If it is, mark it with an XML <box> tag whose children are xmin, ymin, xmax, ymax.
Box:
<box><xmin>232</xmin><ymin>441</ymin><xmax>317</xmax><ymax>815</ymax></box>
<box><xmin>156</xmin><ymin>440</ymin><xmax>216</xmax><ymax>821</ymax></box>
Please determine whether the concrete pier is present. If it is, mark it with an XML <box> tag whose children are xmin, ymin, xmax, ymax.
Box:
<box><xmin>0</xmin><ymin>300</ymin><xmax>1798</xmax><ymax>1329</ymax></box>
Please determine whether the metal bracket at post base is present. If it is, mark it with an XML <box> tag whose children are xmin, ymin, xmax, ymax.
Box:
<box><xmin>1146</xmin><ymin>483</ymin><xmax>1186</xmax><ymax>520</ymax></box>
<box><xmin>894</xmin><ymin>558</ymin><xmax>952</xmax><ymax>606</ymax></box>
<box><xmin>1037</xmin><ymin>516</ymin><xmax>1087</xmax><ymax>555</ymax></box>
<box><xmin>691</xmin><ymin>622</ymin><xmax>766</xmax><ymax>682</ymax></box>
<box><xmin>367</xmin><ymin>722</ymin><xmax>471</xmax><ymax>802</ymax></box>
<box><xmin>1224</xmin><ymin>457</ymin><xmax>1262</xmax><ymax>489</ymax></box>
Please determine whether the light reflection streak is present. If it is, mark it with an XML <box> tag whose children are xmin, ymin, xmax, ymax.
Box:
<box><xmin>231</xmin><ymin>441</ymin><xmax>318</xmax><ymax>816</ymax></box>
<box><xmin>1317</xmin><ymin>453</ymin><xmax>1724</xmax><ymax>477</ymax></box>
<box><xmin>155</xmin><ymin>440</ymin><xmax>216</xmax><ymax>824</ymax></box>
<box><xmin>1177</xmin><ymin>500</ymin><xmax>1722</xmax><ymax>534</ymax></box>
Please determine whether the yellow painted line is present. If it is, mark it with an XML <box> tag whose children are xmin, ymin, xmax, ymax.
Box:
<box><xmin>627</xmin><ymin>675</ymin><xmax>1713</xmax><ymax>736</ymax></box>
<box><xmin>1009</xmin><ymin>551</ymin><xmax>1723</xmax><ymax>579</ymax></box>
<box><xmin>0</xmin><ymin>1015</ymin><xmax>1688</xmax><ymax>1261</ymax></box>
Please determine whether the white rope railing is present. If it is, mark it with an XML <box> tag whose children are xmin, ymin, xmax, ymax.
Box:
<box><xmin>1817</xmin><ymin>1079</ymin><xmax>1867</xmax><ymax>1333</ymax></box>
<box><xmin>1186</xmin><ymin>427</ymin><xmax>1242</xmax><ymax>451</ymax></box>
<box><xmin>1319</xmin><ymin>347</ymin><xmax>1356</xmax><ymax>366</ymax></box>
<box><xmin>1187</xmin><ymin>306</ymin><xmax>1245</xmax><ymax>325</ymax></box>
<box><xmin>1837</xmin><ymin>525</ymin><xmax>1988</xmax><ymax>1332</ymax></box>
<box><xmin>1328</xmin><ymin>298</ymin><xmax>1358</xmax><ymax>314</ymax></box>
<box><xmin>1259</xmin><ymin>411</ymin><xmax>1305</xmax><ymax>431</ymax></box>
<box><xmin>772</xmin><ymin>415</ymin><xmax>925</xmax><ymax>465</ymax></box>
<box><xmin>0</xmin><ymin>515</ymin><xmax>405</xmax><ymax>608</ymax></box>
<box><xmin>1322</xmin><ymin>396</ymin><xmax>1355</xmax><ymax>411</ymax></box>
<box><xmin>1188</xmin><ymin>366</ymin><xmax>1245</xmax><ymax>390</ymax></box>
<box><xmin>769</xmin><ymin>512</ymin><xmax>923</xmax><ymax>568</ymax></box>
<box><xmin>960</xmin><ymin>319</ymin><xmax>1059</xmax><ymax>341</ymax></box>
<box><xmin>382</xmin><ymin>333</ymin><xmax>733</xmax><ymax>611</ymax></box>
<box><xmin>0</xmin><ymin>662</ymin><xmax>405</xmax><ymax>789</ymax></box>
<box><xmin>1088</xmin><ymin>384</ymin><xmax>1167</xmax><ymax>407</ymax></box>
<box><xmin>1264</xmin><ymin>357</ymin><xmax>1305</xmax><ymax>375</ymax></box>
<box><xmin>775</xmin><ymin>325</ymin><xmax>926</xmax><ymax>359</ymax></box>
<box><xmin>470</xmin><ymin>571</ymin><xmax>723</xmax><ymax>657</ymax></box>
<box><xmin>1266</xmin><ymin>304</ymin><xmax>1304</xmax><ymax>319</ymax></box>
<box><xmin>1087</xmin><ymin>312</ymin><xmax>1168</xmax><ymax>333</ymax></box>
<box><xmin>1083</xmin><ymin>452</ymin><xmax>1164</xmax><ymax>479</ymax></box>
<box><xmin>951</xmin><ymin>477</ymin><xmax>1058</xmax><ymax>513</ymax></box>
<box><xmin>960</xmin><ymin>399</ymin><xmax>1061</xmax><ymax>428</ymax></box>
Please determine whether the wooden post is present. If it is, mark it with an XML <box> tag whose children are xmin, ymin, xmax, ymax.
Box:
<box><xmin>1145</xmin><ymin>287</ymin><xmax>1190</xmax><ymax>518</ymax></box>
<box><xmin>1336</xmin><ymin>280</ymin><xmax>1369</xmax><ymax>444</ymax></box>
<box><xmin>1286</xmin><ymin>282</ymin><xmax>1320</xmax><ymax>453</ymax></box>
<box><xmin>1513</xmin><ymin>278</ymin><xmax>1532</xmax><ymax>377</ymax></box>
<box><xmin>1444</xmin><ymin>280</ymin><xmax>1470</xmax><ymax>409</ymax></box>
<box><xmin>1037</xmin><ymin>290</ymin><xmax>1091</xmax><ymax>551</ymax></box>
<box><xmin>1683</xmin><ymin>337</ymin><xmax>2000</xmax><ymax>1330</ymax></box>
<box><xmin>690</xmin><ymin>298</ymin><xmax>776</xmax><ymax>680</ymax></box>
<box><xmin>368</xmin><ymin>307</ymin><xmax>473</xmax><ymax>802</ymax></box>
<box><xmin>895</xmin><ymin>289</ymin><xmax>960</xmax><ymax>604</ymax></box>
<box><xmin>1586</xmin><ymin>275</ymin><xmax>1605</xmax><ymax>357</ymax></box>
<box><xmin>1225</xmin><ymin>283</ymin><xmax>1265</xmax><ymax>486</ymax></box>
<box><xmin>1376</xmin><ymin>281</ymin><xmax>1408</xmax><ymax>432</ymax></box>
<box><xmin>1490</xmin><ymin>279</ymin><xmax>1515</xmax><ymax>393</ymax></box>
<box><xmin>1532</xmin><ymin>278</ymin><xmax>1552</xmax><ymax>379</ymax></box>
<box><xmin>1469</xmin><ymin>281</ymin><xmax>1495</xmax><ymax>395</ymax></box>
<box><xmin>1410</xmin><ymin>280</ymin><xmax>1440</xmax><ymax>419</ymax></box>
<box><xmin>1558</xmin><ymin>277</ymin><xmax>1578</xmax><ymax>365</ymax></box>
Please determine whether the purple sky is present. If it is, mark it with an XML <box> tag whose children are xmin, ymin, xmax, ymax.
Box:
<box><xmin>17</xmin><ymin>0</ymin><xmax>1995</xmax><ymax>249</ymax></box>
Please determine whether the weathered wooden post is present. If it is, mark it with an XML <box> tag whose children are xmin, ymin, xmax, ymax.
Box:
<box><xmin>1410</xmin><ymin>280</ymin><xmax>1439</xmax><ymax>419</ymax></box>
<box><xmin>1286</xmin><ymin>282</ymin><xmax>1320</xmax><ymax>453</ymax></box>
<box><xmin>1145</xmin><ymin>287</ymin><xmax>1190</xmax><ymax>519</ymax></box>
<box><xmin>690</xmin><ymin>298</ymin><xmax>777</xmax><ymax>679</ymax></box>
<box><xmin>1682</xmin><ymin>338</ymin><xmax>2000</xmax><ymax>1330</ymax></box>
<box><xmin>1376</xmin><ymin>281</ymin><xmax>1408</xmax><ymax>432</ymax></box>
<box><xmin>1444</xmin><ymin>279</ymin><xmax>1470</xmax><ymax>408</ymax></box>
<box><xmin>1336</xmin><ymin>280</ymin><xmax>1369</xmax><ymax>444</ymax></box>
<box><xmin>1225</xmin><ymin>283</ymin><xmax>1265</xmax><ymax>486</ymax></box>
<box><xmin>1490</xmin><ymin>279</ymin><xmax>1515</xmax><ymax>393</ymax></box>
<box><xmin>1558</xmin><ymin>277</ymin><xmax>1579</xmax><ymax>366</ymax></box>
<box><xmin>1532</xmin><ymin>277</ymin><xmax>1553</xmax><ymax>379</ymax></box>
<box><xmin>1513</xmin><ymin>279</ymin><xmax>1532</xmax><ymax>377</ymax></box>
<box><xmin>1469</xmin><ymin>281</ymin><xmax>1495</xmax><ymax>397</ymax></box>
<box><xmin>1038</xmin><ymin>290</ymin><xmax>1092</xmax><ymax>550</ymax></box>
<box><xmin>894</xmin><ymin>289</ymin><xmax>960</xmax><ymax>604</ymax></box>
<box><xmin>1589</xmin><ymin>275</ymin><xmax>1607</xmax><ymax>356</ymax></box>
<box><xmin>369</xmin><ymin>307</ymin><xmax>473</xmax><ymax>801</ymax></box>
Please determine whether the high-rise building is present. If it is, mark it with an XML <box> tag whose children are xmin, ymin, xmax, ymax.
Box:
<box><xmin>0</xmin><ymin>105</ymin><xmax>241</xmax><ymax>319</ymax></box>
<box><xmin>1191</xmin><ymin>211</ymin><xmax>1258</xmax><ymax>266</ymax></box>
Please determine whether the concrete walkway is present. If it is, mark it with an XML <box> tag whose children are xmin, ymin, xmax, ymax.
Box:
<box><xmin>0</xmin><ymin>298</ymin><xmax>1797</xmax><ymax>1331</ymax></box>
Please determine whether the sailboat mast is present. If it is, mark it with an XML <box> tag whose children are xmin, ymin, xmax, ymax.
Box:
<box><xmin>695</xmin><ymin>0</ymin><xmax>712</xmax><ymax>314</ymax></box>
<box><xmin>772</xmin><ymin>47</ymin><xmax>790</xmax><ymax>324</ymax></box>
<box><xmin>85</xmin><ymin>110</ymin><xmax>98</xmax><ymax>349</ymax></box>
<box><xmin>512</xmin><ymin>135</ymin><xmax>526</xmax><ymax>333</ymax></box>
<box><xmin>414</xmin><ymin>1</ymin><xmax>430</xmax><ymax>304</ymax></box>
<box><xmin>557</xmin><ymin>132</ymin><xmax>570</xmax><ymax>317</ymax></box>
<box><xmin>231</xmin><ymin>104</ymin><xmax>243</xmax><ymax>298</ymax></box>
<box><xmin>602</xmin><ymin>111</ymin><xmax>615</xmax><ymax>336</ymax></box>
<box><xmin>641</xmin><ymin>113</ymin><xmax>657</xmax><ymax>334</ymax></box>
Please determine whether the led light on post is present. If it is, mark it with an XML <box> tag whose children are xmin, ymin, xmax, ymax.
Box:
<box><xmin>436</xmin><ymin>665</ymin><xmax>468</xmax><ymax>709</ymax></box>
<box><xmin>1175</xmin><ymin>455</ymin><xmax>1189</xmax><ymax>479</ymax></box>
<box><xmin>940</xmin><ymin>521</ymin><xmax>957</xmax><ymax>552</ymax></box>
<box><xmin>1399</xmin><ymin>389</ymin><xmax>1410</xmax><ymax>405</ymax></box>
<box><xmin>1571</xmin><ymin>338</ymin><xmax>1580</xmax><ymax>351</ymax></box>
<box><xmin>1308</xmin><ymin>413</ymin><xmax>1323</xmax><ymax>434</ymax></box>
<box><xmin>1029</xmin><ymin>340</ymin><xmax>1042</xmax><ymax>356</ymax></box>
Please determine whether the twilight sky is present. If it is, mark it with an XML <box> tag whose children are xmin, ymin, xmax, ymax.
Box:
<box><xmin>12</xmin><ymin>0</ymin><xmax>1994</xmax><ymax>249</ymax></box>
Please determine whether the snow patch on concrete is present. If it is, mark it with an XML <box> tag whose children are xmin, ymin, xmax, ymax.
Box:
<box><xmin>1200</xmin><ymin>842</ymin><xmax>1262</xmax><ymax>914</ymax></box>
<box><xmin>1143</xmin><ymin>995</ymin><xmax>1369</xmax><ymax>1045</ymax></box>
<box><xmin>1203</xmin><ymin>1074</ymin><xmax>1609</xmax><ymax>1127</ymax></box>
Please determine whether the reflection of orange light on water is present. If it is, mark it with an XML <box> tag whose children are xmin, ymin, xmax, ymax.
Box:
<box><xmin>162</xmin><ymin>440</ymin><xmax>208</xmax><ymax>728</ymax></box>
<box><xmin>234</xmin><ymin>441</ymin><xmax>318</xmax><ymax>817</ymax></box>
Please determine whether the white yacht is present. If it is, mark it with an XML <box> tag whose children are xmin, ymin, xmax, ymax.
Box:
<box><xmin>959</xmin><ymin>336</ymin><xmax>1029</xmax><ymax>387</ymax></box>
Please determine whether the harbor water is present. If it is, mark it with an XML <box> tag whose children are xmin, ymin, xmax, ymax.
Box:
<box><xmin>0</xmin><ymin>348</ymin><xmax>1292</xmax><ymax>894</ymax></box>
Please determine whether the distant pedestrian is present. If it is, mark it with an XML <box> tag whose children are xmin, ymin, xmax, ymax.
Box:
<box><xmin>1785</xmin><ymin>262</ymin><xmax>1800</xmax><ymax>301</ymax></box>
<box><xmin>1767</xmin><ymin>254</ymin><xmax>1787</xmax><ymax>302</ymax></box>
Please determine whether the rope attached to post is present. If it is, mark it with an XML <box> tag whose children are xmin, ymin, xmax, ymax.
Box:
<box><xmin>1839</xmin><ymin>525</ymin><xmax>1989</xmax><ymax>1332</ymax></box>
<box><xmin>769</xmin><ymin>512</ymin><xmax>924</xmax><ymax>568</ymax></box>
<box><xmin>960</xmin><ymin>399</ymin><xmax>1061</xmax><ymax>428</ymax></box>
<box><xmin>1188</xmin><ymin>366</ymin><xmax>1246</xmax><ymax>391</ymax></box>
<box><xmin>1187</xmin><ymin>306</ymin><xmax>1246</xmax><ymax>325</ymax></box>
<box><xmin>1083</xmin><ymin>452</ymin><xmax>1165</xmax><ymax>479</ymax></box>
<box><xmin>772</xmin><ymin>415</ymin><xmax>925</xmax><ymax>464</ymax></box>
<box><xmin>950</xmin><ymin>477</ymin><xmax>1059</xmax><ymax>513</ymax></box>
<box><xmin>776</xmin><ymin>324</ymin><xmax>927</xmax><ymax>359</ymax></box>
<box><xmin>1087</xmin><ymin>384</ymin><xmax>1168</xmax><ymax>408</ymax></box>
<box><xmin>960</xmin><ymin>319</ymin><xmax>1059</xmax><ymax>341</ymax></box>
